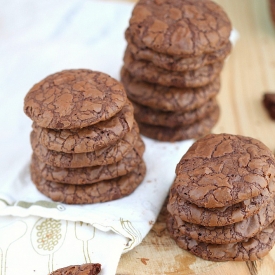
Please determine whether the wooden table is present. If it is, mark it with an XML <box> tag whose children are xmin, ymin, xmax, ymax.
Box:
<box><xmin>116</xmin><ymin>0</ymin><xmax>275</xmax><ymax>274</ymax></box>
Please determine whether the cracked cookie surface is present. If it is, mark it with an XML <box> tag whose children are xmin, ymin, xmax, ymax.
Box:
<box><xmin>31</xmin><ymin>122</ymin><xmax>139</xmax><ymax>168</ymax></box>
<box><xmin>127</xmin><ymin>0</ymin><xmax>232</xmax><ymax>56</ymax></box>
<box><xmin>31</xmin><ymin>159</ymin><xmax>146</xmax><ymax>204</ymax></box>
<box><xmin>33</xmin><ymin>100</ymin><xmax>134</xmax><ymax>153</ymax></box>
<box><xmin>167</xmin><ymin>177</ymin><xmax>275</xmax><ymax>227</ymax></box>
<box><xmin>173</xmin><ymin>133</ymin><xmax>275</xmax><ymax>208</ymax></box>
<box><xmin>126</xmin><ymin>31</ymin><xmax>231</xmax><ymax>71</ymax></box>
<box><xmin>33</xmin><ymin>136</ymin><xmax>145</xmax><ymax>184</ymax></box>
<box><xmin>123</xmin><ymin>50</ymin><xmax>223</xmax><ymax>88</ymax></box>
<box><xmin>169</xmin><ymin>197</ymin><xmax>275</xmax><ymax>244</ymax></box>
<box><xmin>138</xmin><ymin>105</ymin><xmax>219</xmax><ymax>141</ymax></box>
<box><xmin>121</xmin><ymin>68</ymin><xmax>220</xmax><ymax>112</ymax></box>
<box><xmin>167</xmin><ymin>216</ymin><xmax>275</xmax><ymax>261</ymax></box>
<box><xmin>24</xmin><ymin>69</ymin><xmax>127</xmax><ymax>129</ymax></box>
<box><xmin>132</xmin><ymin>98</ymin><xmax>217</xmax><ymax>128</ymax></box>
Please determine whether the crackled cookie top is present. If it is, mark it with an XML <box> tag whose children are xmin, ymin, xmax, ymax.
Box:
<box><xmin>126</xmin><ymin>29</ymin><xmax>232</xmax><ymax>71</ymax></box>
<box><xmin>173</xmin><ymin>133</ymin><xmax>275</xmax><ymax>208</ymax></box>
<box><xmin>24</xmin><ymin>69</ymin><xmax>127</xmax><ymax>129</ymax></box>
<box><xmin>33</xmin><ymin>100</ymin><xmax>134</xmax><ymax>153</ymax></box>
<box><xmin>167</xmin><ymin>178</ymin><xmax>275</xmax><ymax>227</ymax></box>
<box><xmin>128</xmin><ymin>0</ymin><xmax>232</xmax><ymax>56</ymax></box>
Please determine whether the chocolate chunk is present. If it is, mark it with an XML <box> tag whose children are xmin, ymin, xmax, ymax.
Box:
<box><xmin>263</xmin><ymin>92</ymin><xmax>275</xmax><ymax>120</ymax></box>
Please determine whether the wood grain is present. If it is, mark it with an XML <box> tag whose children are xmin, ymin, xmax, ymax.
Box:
<box><xmin>116</xmin><ymin>0</ymin><xmax>275</xmax><ymax>274</ymax></box>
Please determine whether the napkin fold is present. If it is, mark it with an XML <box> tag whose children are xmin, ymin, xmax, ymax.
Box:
<box><xmin>0</xmin><ymin>1</ymin><xmax>193</xmax><ymax>274</ymax></box>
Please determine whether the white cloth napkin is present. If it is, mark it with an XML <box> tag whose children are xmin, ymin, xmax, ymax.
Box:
<box><xmin>0</xmin><ymin>1</ymin><xmax>193</xmax><ymax>274</ymax></box>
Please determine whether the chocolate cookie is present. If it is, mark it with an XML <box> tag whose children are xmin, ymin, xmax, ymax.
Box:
<box><xmin>173</xmin><ymin>133</ymin><xmax>275</xmax><ymax>208</ymax></box>
<box><xmin>126</xmin><ymin>32</ymin><xmax>232</xmax><ymax>72</ymax></box>
<box><xmin>24</xmin><ymin>69</ymin><xmax>127</xmax><ymax>129</ymax></box>
<box><xmin>167</xmin><ymin>217</ymin><xmax>275</xmax><ymax>261</ymax></box>
<box><xmin>138</xmin><ymin>105</ymin><xmax>219</xmax><ymax>141</ymax></box>
<box><xmin>31</xmin><ymin>159</ymin><xmax>146</xmax><ymax>204</ymax></box>
<box><xmin>132</xmin><ymin>98</ymin><xmax>218</xmax><ymax>128</ymax></box>
<box><xmin>170</xmin><ymin>198</ymin><xmax>275</xmax><ymax>244</ymax></box>
<box><xmin>31</xmin><ymin>122</ymin><xmax>139</xmax><ymax>168</ymax></box>
<box><xmin>33</xmin><ymin>136</ymin><xmax>145</xmax><ymax>184</ymax></box>
<box><xmin>121</xmin><ymin>68</ymin><xmax>220</xmax><ymax>112</ymax></box>
<box><xmin>167</xmin><ymin>178</ymin><xmax>275</xmax><ymax>227</ymax></box>
<box><xmin>127</xmin><ymin>0</ymin><xmax>232</xmax><ymax>56</ymax></box>
<box><xmin>50</xmin><ymin>263</ymin><xmax>101</xmax><ymax>275</ymax></box>
<box><xmin>123</xmin><ymin>50</ymin><xmax>223</xmax><ymax>88</ymax></box>
<box><xmin>34</xmin><ymin>100</ymin><xmax>134</xmax><ymax>153</ymax></box>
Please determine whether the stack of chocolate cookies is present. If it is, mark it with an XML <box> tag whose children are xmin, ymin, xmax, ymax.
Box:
<box><xmin>24</xmin><ymin>69</ymin><xmax>146</xmax><ymax>204</ymax></box>
<box><xmin>167</xmin><ymin>133</ymin><xmax>275</xmax><ymax>261</ymax></box>
<box><xmin>121</xmin><ymin>0</ymin><xmax>232</xmax><ymax>141</ymax></box>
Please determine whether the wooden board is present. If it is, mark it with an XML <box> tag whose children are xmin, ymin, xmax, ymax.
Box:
<box><xmin>116</xmin><ymin>0</ymin><xmax>275</xmax><ymax>274</ymax></box>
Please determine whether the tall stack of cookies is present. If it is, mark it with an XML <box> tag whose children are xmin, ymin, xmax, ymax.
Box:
<box><xmin>24</xmin><ymin>69</ymin><xmax>146</xmax><ymax>204</ymax></box>
<box><xmin>167</xmin><ymin>133</ymin><xmax>275</xmax><ymax>261</ymax></box>
<box><xmin>121</xmin><ymin>0</ymin><xmax>232</xmax><ymax>141</ymax></box>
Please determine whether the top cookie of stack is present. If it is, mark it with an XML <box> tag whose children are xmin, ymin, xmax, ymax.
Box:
<box><xmin>121</xmin><ymin>0</ymin><xmax>232</xmax><ymax>141</ymax></box>
<box><xmin>24</xmin><ymin>69</ymin><xmax>146</xmax><ymax>204</ymax></box>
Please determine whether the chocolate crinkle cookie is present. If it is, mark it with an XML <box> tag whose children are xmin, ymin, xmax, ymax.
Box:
<box><xmin>121</xmin><ymin>0</ymin><xmax>232</xmax><ymax>141</ymax></box>
<box><xmin>167</xmin><ymin>133</ymin><xmax>275</xmax><ymax>261</ymax></box>
<box><xmin>24</xmin><ymin>69</ymin><xmax>146</xmax><ymax>204</ymax></box>
<box><xmin>50</xmin><ymin>263</ymin><xmax>101</xmax><ymax>275</ymax></box>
